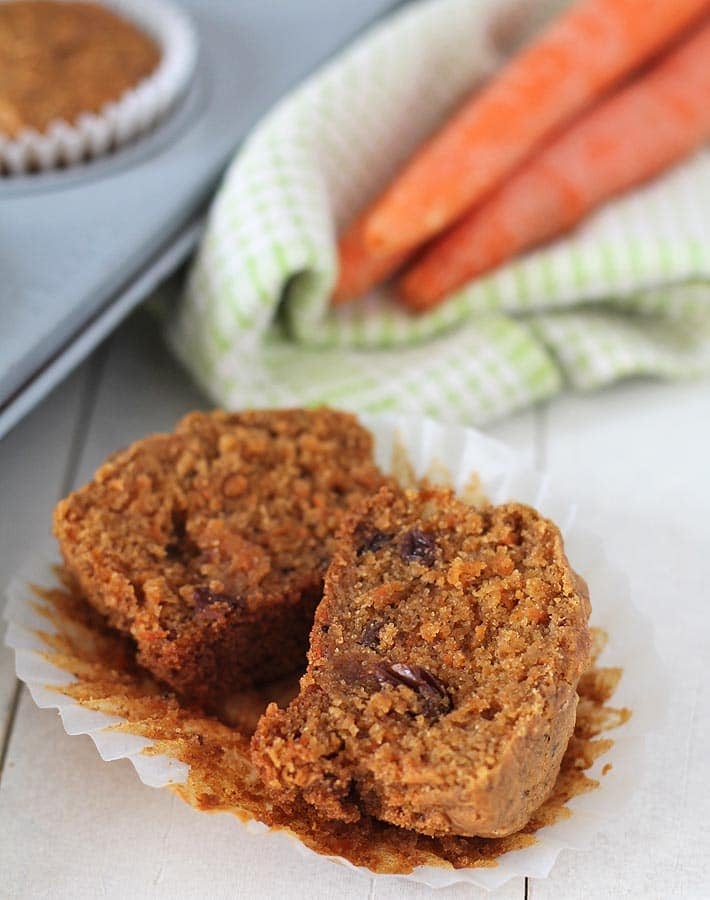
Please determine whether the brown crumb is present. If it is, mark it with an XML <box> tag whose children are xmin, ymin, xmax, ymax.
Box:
<box><xmin>29</xmin><ymin>576</ymin><xmax>623</xmax><ymax>874</ymax></box>
<box><xmin>252</xmin><ymin>486</ymin><xmax>592</xmax><ymax>837</ymax></box>
<box><xmin>52</xmin><ymin>409</ymin><xmax>391</xmax><ymax>707</ymax></box>
<box><xmin>0</xmin><ymin>1</ymin><xmax>160</xmax><ymax>137</ymax></box>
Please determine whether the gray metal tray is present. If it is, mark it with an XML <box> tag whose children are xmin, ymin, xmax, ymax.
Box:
<box><xmin>0</xmin><ymin>0</ymin><xmax>400</xmax><ymax>438</ymax></box>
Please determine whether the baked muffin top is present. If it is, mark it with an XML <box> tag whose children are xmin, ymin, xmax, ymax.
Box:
<box><xmin>0</xmin><ymin>1</ymin><xmax>159</xmax><ymax>137</ymax></box>
<box><xmin>54</xmin><ymin>408</ymin><xmax>392</xmax><ymax>636</ymax></box>
<box><xmin>52</xmin><ymin>407</ymin><xmax>392</xmax><ymax>703</ymax></box>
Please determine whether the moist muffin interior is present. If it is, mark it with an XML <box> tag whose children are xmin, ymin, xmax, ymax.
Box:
<box><xmin>252</xmin><ymin>486</ymin><xmax>591</xmax><ymax>837</ymax></box>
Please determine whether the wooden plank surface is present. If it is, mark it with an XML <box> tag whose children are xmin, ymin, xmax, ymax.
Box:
<box><xmin>530</xmin><ymin>381</ymin><xmax>710</xmax><ymax>899</ymax></box>
<box><xmin>2</xmin><ymin>307</ymin><xmax>707</xmax><ymax>897</ymax></box>
<box><xmin>0</xmin><ymin>311</ymin><xmax>531</xmax><ymax>899</ymax></box>
<box><xmin>0</xmin><ymin>364</ymin><xmax>93</xmax><ymax>750</ymax></box>
<box><xmin>71</xmin><ymin>309</ymin><xmax>208</xmax><ymax>488</ymax></box>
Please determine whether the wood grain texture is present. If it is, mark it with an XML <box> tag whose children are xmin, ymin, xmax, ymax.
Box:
<box><xmin>5</xmin><ymin>305</ymin><xmax>706</xmax><ymax>897</ymax></box>
<box><xmin>0</xmin><ymin>366</ymin><xmax>89</xmax><ymax>752</ymax></box>
<box><xmin>530</xmin><ymin>380</ymin><xmax>710</xmax><ymax>899</ymax></box>
<box><xmin>0</xmin><ymin>311</ymin><xmax>529</xmax><ymax>899</ymax></box>
<box><xmin>70</xmin><ymin>309</ymin><xmax>209</xmax><ymax>489</ymax></box>
<box><xmin>0</xmin><ymin>696</ymin><xmax>369</xmax><ymax>900</ymax></box>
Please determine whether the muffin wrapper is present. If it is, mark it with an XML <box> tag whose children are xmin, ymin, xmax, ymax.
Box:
<box><xmin>3</xmin><ymin>414</ymin><xmax>665</xmax><ymax>890</ymax></box>
<box><xmin>0</xmin><ymin>0</ymin><xmax>197</xmax><ymax>174</ymax></box>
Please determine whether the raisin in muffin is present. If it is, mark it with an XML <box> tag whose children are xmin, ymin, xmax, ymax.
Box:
<box><xmin>252</xmin><ymin>485</ymin><xmax>591</xmax><ymax>837</ymax></box>
<box><xmin>53</xmin><ymin>409</ymin><xmax>390</xmax><ymax>707</ymax></box>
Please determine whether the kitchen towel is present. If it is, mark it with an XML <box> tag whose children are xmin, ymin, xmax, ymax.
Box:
<box><xmin>167</xmin><ymin>0</ymin><xmax>710</xmax><ymax>424</ymax></box>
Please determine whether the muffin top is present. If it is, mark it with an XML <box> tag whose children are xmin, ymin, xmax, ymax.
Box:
<box><xmin>52</xmin><ymin>407</ymin><xmax>392</xmax><ymax>703</ymax></box>
<box><xmin>53</xmin><ymin>408</ymin><xmax>392</xmax><ymax>635</ymax></box>
<box><xmin>0</xmin><ymin>1</ymin><xmax>160</xmax><ymax>137</ymax></box>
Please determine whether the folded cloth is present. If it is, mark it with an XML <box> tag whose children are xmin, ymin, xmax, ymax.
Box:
<box><xmin>167</xmin><ymin>0</ymin><xmax>710</xmax><ymax>425</ymax></box>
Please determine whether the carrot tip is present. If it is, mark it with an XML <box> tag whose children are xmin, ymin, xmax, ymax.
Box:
<box><xmin>396</xmin><ymin>277</ymin><xmax>441</xmax><ymax>313</ymax></box>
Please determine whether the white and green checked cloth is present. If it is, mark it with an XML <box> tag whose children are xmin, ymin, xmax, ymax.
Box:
<box><xmin>167</xmin><ymin>0</ymin><xmax>710</xmax><ymax>425</ymax></box>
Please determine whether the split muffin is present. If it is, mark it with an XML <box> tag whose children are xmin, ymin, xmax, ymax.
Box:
<box><xmin>252</xmin><ymin>486</ymin><xmax>591</xmax><ymax>837</ymax></box>
<box><xmin>53</xmin><ymin>408</ymin><xmax>390</xmax><ymax>707</ymax></box>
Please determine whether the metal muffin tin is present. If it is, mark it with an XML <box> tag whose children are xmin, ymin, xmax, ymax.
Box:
<box><xmin>0</xmin><ymin>0</ymin><xmax>400</xmax><ymax>438</ymax></box>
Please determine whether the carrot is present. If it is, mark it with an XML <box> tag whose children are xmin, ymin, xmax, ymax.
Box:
<box><xmin>332</xmin><ymin>214</ymin><xmax>408</xmax><ymax>305</ymax></box>
<box><xmin>398</xmin><ymin>21</ymin><xmax>710</xmax><ymax>310</ymax></box>
<box><xmin>361</xmin><ymin>0</ymin><xmax>710</xmax><ymax>261</ymax></box>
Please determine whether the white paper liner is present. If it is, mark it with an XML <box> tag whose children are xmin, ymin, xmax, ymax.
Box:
<box><xmin>0</xmin><ymin>0</ymin><xmax>197</xmax><ymax>175</ymax></box>
<box><xmin>3</xmin><ymin>414</ymin><xmax>665</xmax><ymax>890</ymax></box>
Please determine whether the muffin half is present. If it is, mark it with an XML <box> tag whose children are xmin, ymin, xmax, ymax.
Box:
<box><xmin>252</xmin><ymin>486</ymin><xmax>591</xmax><ymax>837</ymax></box>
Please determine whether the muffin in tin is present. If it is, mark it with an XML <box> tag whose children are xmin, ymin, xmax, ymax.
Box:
<box><xmin>0</xmin><ymin>0</ymin><xmax>196</xmax><ymax>172</ymax></box>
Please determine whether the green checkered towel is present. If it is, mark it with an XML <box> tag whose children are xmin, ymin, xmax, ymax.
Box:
<box><xmin>167</xmin><ymin>0</ymin><xmax>710</xmax><ymax>425</ymax></box>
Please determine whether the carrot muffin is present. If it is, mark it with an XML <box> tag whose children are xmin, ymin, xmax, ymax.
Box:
<box><xmin>0</xmin><ymin>1</ymin><xmax>159</xmax><ymax>138</ymax></box>
<box><xmin>252</xmin><ymin>486</ymin><xmax>592</xmax><ymax>837</ymax></box>
<box><xmin>53</xmin><ymin>409</ymin><xmax>390</xmax><ymax>707</ymax></box>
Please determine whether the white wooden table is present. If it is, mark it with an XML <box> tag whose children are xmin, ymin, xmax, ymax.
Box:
<box><xmin>1</xmin><ymin>308</ymin><xmax>708</xmax><ymax>899</ymax></box>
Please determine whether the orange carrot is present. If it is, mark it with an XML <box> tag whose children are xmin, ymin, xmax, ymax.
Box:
<box><xmin>361</xmin><ymin>0</ymin><xmax>710</xmax><ymax>261</ymax></box>
<box><xmin>332</xmin><ymin>214</ymin><xmax>408</xmax><ymax>305</ymax></box>
<box><xmin>398</xmin><ymin>21</ymin><xmax>710</xmax><ymax>310</ymax></box>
